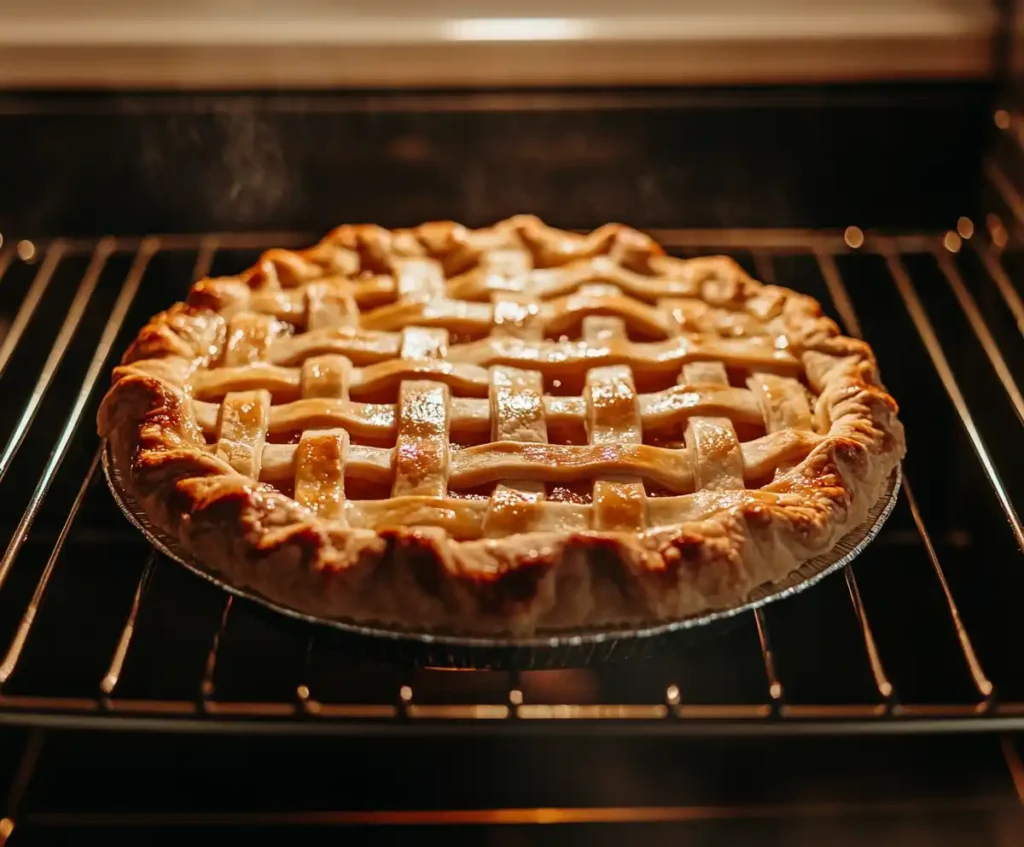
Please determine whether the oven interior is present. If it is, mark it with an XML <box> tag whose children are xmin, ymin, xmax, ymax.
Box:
<box><xmin>0</xmin><ymin>10</ymin><xmax>1022</xmax><ymax>843</ymax></box>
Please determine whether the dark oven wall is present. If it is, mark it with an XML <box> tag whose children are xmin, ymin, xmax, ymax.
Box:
<box><xmin>0</xmin><ymin>83</ymin><xmax>996</xmax><ymax>240</ymax></box>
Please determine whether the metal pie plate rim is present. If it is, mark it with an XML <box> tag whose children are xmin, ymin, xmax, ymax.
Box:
<box><xmin>102</xmin><ymin>441</ymin><xmax>901</xmax><ymax>651</ymax></box>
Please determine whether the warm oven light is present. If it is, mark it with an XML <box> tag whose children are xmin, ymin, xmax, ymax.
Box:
<box><xmin>446</xmin><ymin>18</ymin><xmax>590</xmax><ymax>41</ymax></box>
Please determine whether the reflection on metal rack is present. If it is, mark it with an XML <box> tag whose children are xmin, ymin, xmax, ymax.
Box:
<box><xmin>98</xmin><ymin>551</ymin><xmax>156</xmax><ymax>703</ymax></box>
<box><xmin>0</xmin><ymin>224</ymin><xmax>1021</xmax><ymax>735</ymax></box>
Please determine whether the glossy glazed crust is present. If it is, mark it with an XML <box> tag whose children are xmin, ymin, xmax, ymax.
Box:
<box><xmin>97</xmin><ymin>217</ymin><xmax>905</xmax><ymax>635</ymax></box>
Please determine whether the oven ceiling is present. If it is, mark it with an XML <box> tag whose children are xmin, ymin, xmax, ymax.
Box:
<box><xmin>0</xmin><ymin>0</ymin><xmax>998</xmax><ymax>88</ymax></box>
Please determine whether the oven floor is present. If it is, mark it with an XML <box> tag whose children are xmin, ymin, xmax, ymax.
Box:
<box><xmin>0</xmin><ymin>728</ymin><xmax>1021</xmax><ymax>843</ymax></box>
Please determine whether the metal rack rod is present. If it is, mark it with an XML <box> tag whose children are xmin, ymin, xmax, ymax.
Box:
<box><xmin>753</xmin><ymin>609</ymin><xmax>783</xmax><ymax>709</ymax></box>
<box><xmin>0</xmin><ymin>242</ymin><xmax>64</xmax><ymax>376</ymax></box>
<box><xmin>881</xmin><ymin>241</ymin><xmax>1024</xmax><ymax>554</ymax></box>
<box><xmin>199</xmin><ymin>598</ymin><xmax>233</xmax><ymax>706</ymax></box>
<box><xmin>976</xmin><ymin>245</ymin><xmax>1024</xmax><ymax>341</ymax></box>
<box><xmin>0</xmin><ymin>240</ymin><xmax>156</xmax><ymax>595</ymax></box>
<box><xmin>934</xmin><ymin>247</ymin><xmax>1024</xmax><ymax>429</ymax></box>
<box><xmin>0</xmin><ymin>449</ymin><xmax>103</xmax><ymax>687</ymax></box>
<box><xmin>100</xmin><ymin>553</ymin><xmax>158</xmax><ymax>701</ymax></box>
<box><xmin>0</xmin><ymin>240</ymin><xmax>111</xmax><ymax>487</ymax></box>
<box><xmin>0</xmin><ymin>729</ymin><xmax>45</xmax><ymax>846</ymax></box>
<box><xmin>986</xmin><ymin>161</ymin><xmax>1024</xmax><ymax>238</ymax></box>
<box><xmin>814</xmin><ymin>249</ymin><xmax>895</xmax><ymax>706</ymax></box>
<box><xmin>0</xmin><ymin>247</ymin><xmax>14</xmax><ymax>290</ymax></box>
<box><xmin>902</xmin><ymin>483</ymin><xmax>994</xmax><ymax>701</ymax></box>
<box><xmin>821</xmin><ymin>241</ymin><xmax>995</xmax><ymax>705</ymax></box>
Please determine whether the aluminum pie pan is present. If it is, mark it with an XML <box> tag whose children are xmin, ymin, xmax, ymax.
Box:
<box><xmin>102</xmin><ymin>441</ymin><xmax>901</xmax><ymax>661</ymax></box>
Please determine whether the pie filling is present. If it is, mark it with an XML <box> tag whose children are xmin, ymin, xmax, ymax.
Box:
<box><xmin>186</xmin><ymin>279</ymin><xmax>822</xmax><ymax>539</ymax></box>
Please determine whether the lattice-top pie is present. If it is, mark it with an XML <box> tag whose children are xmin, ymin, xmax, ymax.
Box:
<box><xmin>98</xmin><ymin>216</ymin><xmax>905</xmax><ymax>635</ymax></box>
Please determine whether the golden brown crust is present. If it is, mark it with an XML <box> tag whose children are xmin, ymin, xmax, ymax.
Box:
<box><xmin>97</xmin><ymin>216</ymin><xmax>904</xmax><ymax>635</ymax></box>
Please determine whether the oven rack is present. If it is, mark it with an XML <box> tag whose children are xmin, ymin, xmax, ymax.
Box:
<box><xmin>0</xmin><ymin>192</ymin><xmax>1023</xmax><ymax>736</ymax></box>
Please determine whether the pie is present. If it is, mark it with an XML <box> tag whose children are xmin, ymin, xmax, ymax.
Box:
<box><xmin>97</xmin><ymin>216</ymin><xmax>905</xmax><ymax>635</ymax></box>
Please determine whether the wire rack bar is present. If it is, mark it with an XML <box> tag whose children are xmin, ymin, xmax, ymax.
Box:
<box><xmin>7</xmin><ymin>708</ymin><xmax>1024</xmax><ymax>735</ymax></box>
<box><xmin>986</xmin><ymin>161</ymin><xmax>1024</xmax><ymax>238</ymax></box>
<box><xmin>844</xmin><ymin>569</ymin><xmax>894</xmax><ymax>704</ymax></box>
<box><xmin>0</xmin><ymin>240</ymin><xmax>111</xmax><ymax>487</ymax></box>
<box><xmin>100</xmin><ymin>552</ymin><xmax>158</xmax><ymax>701</ymax></box>
<box><xmin>0</xmin><ymin>448</ymin><xmax>103</xmax><ymax>687</ymax></box>
<box><xmin>294</xmin><ymin>636</ymin><xmax>316</xmax><ymax>714</ymax></box>
<box><xmin>976</xmin><ymin>244</ymin><xmax>1024</xmax><ymax>340</ymax></box>
<box><xmin>880</xmin><ymin>240</ymin><xmax>1024</xmax><ymax>554</ymax></box>
<box><xmin>191</xmin><ymin>236</ymin><xmax>218</xmax><ymax>282</ymax></box>
<box><xmin>0</xmin><ymin>242</ymin><xmax>64</xmax><ymax>376</ymax></box>
<box><xmin>1002</xmin><ymin>735</ymin><xmax>1024</xmax><ymax>806</ymax></box>
<box><xmin>199</xmin><ymin>598</ymin><xmax>233</xmax><ymax>707</ymax></box>
<box><xmin>813</xmin><ymin>250</ymin><xmax>895</xmax><ymax>705</ymax></box>
<box><xmin>753</xmin><ymin>609</ymin><xmax>783</xmax><ymax>709</ymax></box>
<box><xmin>933</xmin><ymin>247</ymin><xmax>1024</xmax><ymax>428</ymax></box>
<box><xmin>0</xmin><ymin>729</ymin><xmax>45</xmax><ymax>846</ymax></box>
<box><xmin>820</xmin><ymin>241</ymin><xmax>995</xmax><ymax>705</ymax></box>
<box><xmin>5</xmin><ymin>228</ymin><xmax>904</xmax><ymax>259</ymax></box>
<box><xmin>0</xmin><ymin>246</ymin><xmax>14</xmax><ymax>288</ymax></box>
<box><xmin>0</xmin><ymin>240</ymin><xmax>156</xmax><ymax>596</ymax></box>
<box><xmin>902</xmin><ymin>483</ymin><xmax>994</xmax><ymax>702</ymax></box>
<box><xmin>751</xmin><ymin>250</ymin><xmax>776</xmax><ymax>284</ymax></box>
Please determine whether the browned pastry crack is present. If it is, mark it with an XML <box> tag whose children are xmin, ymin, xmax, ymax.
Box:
<box><xmin>97</xmin><ymin>215</ymin><xmax>905</xmax><ymax>635</ymax></box>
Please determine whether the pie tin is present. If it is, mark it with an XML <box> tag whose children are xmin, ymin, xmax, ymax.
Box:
<box><xmin>102</xmin><ymin>442</ymin><xmax>901</xmax><ymax>668</ymax></box>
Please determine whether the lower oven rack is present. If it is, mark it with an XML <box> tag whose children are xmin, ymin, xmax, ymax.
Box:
<box><xmin>0</xmin><ymin>209</ymin><xmax>1021</xmax><ymax>738</ymax></box>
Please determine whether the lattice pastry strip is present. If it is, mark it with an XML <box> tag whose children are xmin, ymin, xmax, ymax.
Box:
<box><xmin>445</xmin><ymin>326</ymin><xmax>798</xmax><ymax>379</ymax></box>
<box><xmin>682</xmin><ymin>362</ymin><xmax>744</xmax><ymax>491</ymax></box>
<box><xmin>391</xmin><ymin>323</ymin><xmax>452</xmax><ymax>498</ymax></box>
<box><xmin>445</xmin><ymin>244</ymin><xmax>535</xmax><ymax>300</ymax></box>
<box><xmin>199</xmin><ymin>260</ymin><xmax>735</xmax><ymax>334</ymax></box>
<box><xmin>192</xmin><ymin>350</ymin><xmax>792</xmax><ymax>407</ymax></box>
<box><xmin>361</xmin><ymin>287</ymin><xmax>676</xmax><ymax>340</ymax></box>
<box><xmin>187</xmin><ymin>380</ymin><xmax>775</xmax><ymax>452</ymax></box>
<box><xmin>294</xmin><ymin>428</ymin><xmax>349</xmax><ymax>523</ymax></box>
<box><xmin>196</xmin><ymin>318</ymin><xmax>800</xmax><ymax>382</ymax></box>
<box><xmin>587</xmin><ymin>362</ymin><xmax>646</xmax><ymax>530</ymax></box>
<box><xmin>476</xmin><ymin>246</ymin><xmax>534</xmax><ymax>292</ymax></box>
<box><xmin>392</xmin><ymin>380</ymin><xmax>451</xmax><ymax>498</ymax></box>
<box><xmin>484</xmin><ymin>365</ymin><xmax>548</xmax><ymax>536</ymax></box>
<box><xmin>396</xmin><ymin>257</ymin><xmax>446</xmax><ymax>302</ymax></box>
<box><xmin>582</xmin><ymin>284</ymin><xmax>647</xmax><ymax>531</ymax></box>
<box><xmin>747</xmin><ymin>373</ymin><xmax>814</xmax><ymax>433</ymax></box>
<box><xmin>400</xmin><ymin>326</ymin><xmax>449</xmax><ymax>360</ymax></box>
<box><xmin>300</xmin><ymin>354</ymin><xmax>352</xmax><ymax>400</ymax></box>
<box><xmin>215</xmin><ymin>390</ymin><xmax>270</xmax><ymax>479</ymax></box>
<box><xmin>304</xmin><ymin>282</ymin><xmax>359</xmax><ymax>330</ymax></box>
<box><xmin>482</xmin><ymin>246</ymin><xmax>550</xmax><ymax>528</ymax></box>
<box><xmin>222</xmin><ymin>312</ymin><xmax>282</xmax><ymax>366</ymax></box>
<box><xmin>746</xmin><ymin>371</ymin><xmax>815</xmax><ymax>476</ymax></box>
<box><xmin>491</xmin><ymin>293</ymin><xmax>544</xmax><ymax>341</ymax></box>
